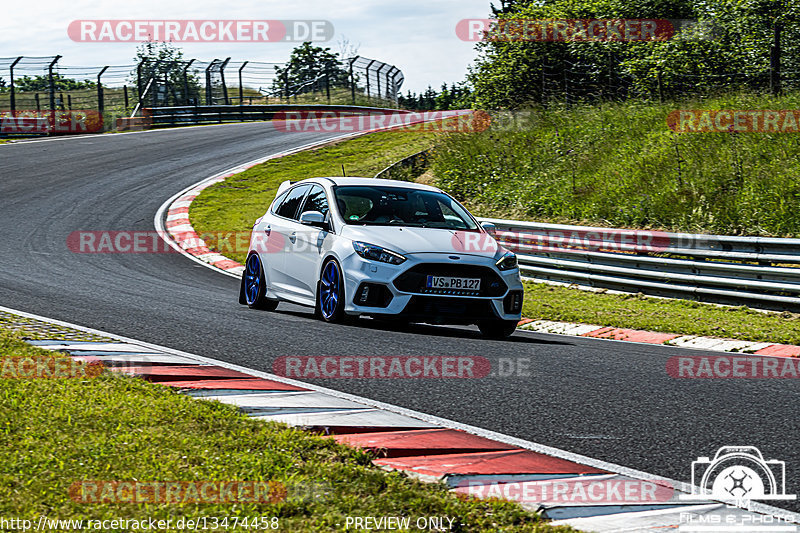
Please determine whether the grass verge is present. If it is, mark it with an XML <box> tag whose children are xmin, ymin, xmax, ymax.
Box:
<box><xmin>523</xmin><ymin>282</ymin><xmax>800</xmax><ymax>345</ymax></box>
<box><xmin>190</xmin><ymin>127</ymin><xmax>440</xmax><ymax>265</ymax></box>
<box><xmin>0</xmin><ymin>328</ymin><xmax>571</xmax><ymax>531</ymax></box>
<box><xmin>431</xmin><ymin>93</ymin><xmax>800</xmax><ymax>237</ymax></box>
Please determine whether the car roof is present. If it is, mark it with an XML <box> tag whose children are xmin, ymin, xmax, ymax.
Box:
<box><xmin>305</xmin><ymin>177</ymin><xmax>443</xmax><ymax>192</ymax></box>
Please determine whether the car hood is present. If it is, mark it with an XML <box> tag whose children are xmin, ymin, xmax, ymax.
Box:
<box><xmin>339</xmin><ymin>225</ymin><xmax>500</xmax><ymax>258</ymax></box>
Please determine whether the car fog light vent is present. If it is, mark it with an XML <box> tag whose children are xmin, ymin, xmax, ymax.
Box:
<box><xmin>359</xmin><ymin>285</ymin><xmax>370</xmax><ymax>303</ymax></box>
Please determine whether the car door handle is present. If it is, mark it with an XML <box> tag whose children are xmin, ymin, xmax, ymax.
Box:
<box><xmin>289</xmin><ymin>232</ymin><xmax>297</xmax><ymax>243</ymax></box>
<box><xmin>264</xmin><ymin>225</ymin><xmax>271</xmax><ymax>236</ymax></box>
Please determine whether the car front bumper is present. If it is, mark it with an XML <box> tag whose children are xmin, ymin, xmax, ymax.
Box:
<box><xmin>340</xmin><ymin>252</ymin><xmax>524</xmax><ymax>324</ymax></box>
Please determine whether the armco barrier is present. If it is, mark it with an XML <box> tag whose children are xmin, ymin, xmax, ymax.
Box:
<box><xmin>479</xmin><ymin>218</ymin><xmax>800</xmax><ymax>311</ymax></box>
<box><xmin>132</xmin><ymin>104</ymin><xmax>413</xmax><ymax>129</ymax></box>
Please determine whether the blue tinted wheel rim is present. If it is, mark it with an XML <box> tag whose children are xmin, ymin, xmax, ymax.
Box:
<box><xmin>245</xmin><ymin>254</ymin><xmax>261</xmax><ymax>305</ymax></box>
<box><xmin>320</xmin><ymin>261</ymin><xmax>340</xmax><ymax>319</ymax></box>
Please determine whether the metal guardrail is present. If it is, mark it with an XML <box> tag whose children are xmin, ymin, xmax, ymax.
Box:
<box><xmin>135</xmin><ymin>104</ymin><xmax>412</xmax><ymax>128</ymax></box>
<box><xmin>478</xmin><ymin>218</ymin><xmax>800</xmax><ymax>310</ymax></box>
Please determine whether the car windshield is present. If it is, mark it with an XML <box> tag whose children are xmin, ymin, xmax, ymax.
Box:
<box><xmin>333</xmin><ymin>185</ymin><xmax>478</xmax><ymax>230</ymax></box>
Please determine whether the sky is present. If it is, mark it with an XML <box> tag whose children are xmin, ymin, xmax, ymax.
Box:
<box><xmin>0</xmin><ymin>0</ymin><xmax>493</xmax><ymax>93</ymax></box>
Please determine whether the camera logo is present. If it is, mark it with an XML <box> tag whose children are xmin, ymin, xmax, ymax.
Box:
<box><xmin>682</xmin><ymin>446</ymin><xmax>796</xmax><ymax>503</ymax></box>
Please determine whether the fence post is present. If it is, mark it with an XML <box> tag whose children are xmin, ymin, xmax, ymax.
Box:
<box><xmin>325</xmin><ymin>61</ymin><xmax>331</xmax><ymax>104</ymax></box>
<box><xmin>137</xmin><ymin>60</ymin><xmax>145</xmax><ymax>100</ymax></box>
<box><xmin>35</xmin><ymin>93</ymin><xmax>40</xmax><ymax>111</ymax></box>
<box><xmin>391</xmin><ymin>69</ymin><xmax>400</xmax><ymax>104</ymax></box>
<box><xmin>365</xmin><ymin>60</ymin><xmax>376</xmax><ymax>98</ymax></box>
<box><xmin>656</xmin><ymin>68</ymin><xmax>664</xmax><ymax>103</ymax></box>
<box><xmin>97</xmin><ymin>66</ymin><xmax>109</xmax><ymax>118</ymax></box>
<box><xmin>151</xmin><ymin>60</ymin><xmax>161</xmax><ymax>108</ymax></box>
<box><xmin>219</xmin><ymin>57</ymin><xmax>231</xmax><ymax>105</ymax></box>
<box><xmin>770</xmin><ymin>22</ymin><xmax>782</xmax><ymax>95</ymax></box>
<box><xmin>238</xmin><ymin>61</ymin><xmax>248</xmax><ymax>105</ymax></box>
<box><xmin>182</xmin><ymin>59</ymin><xmax>195</xmax><ymax>105</ymax></box>
<box><xmin>284</xmin><ymin>70</ymin><xmax>290</xmax><ymax>104</ymax></box>
<box><xmin>205</xmin><ymin>60</ymin><xmax>217</xmax><ymax>105</ymax></box>
<box><xmin>123</xmin><ymin>85</ymin><xmax>129</xmax><ymax>109</ymax></box>
<box><xmin>48</xmin><ymin>55</ymin><xmax>61</xmax><ymax>112</ymax></box>
<box><xmin>9</xmin><ymin>56</ymin><xmax>22</xmax><ymax>113</ymax></box>
<box><xmin>68</xmin><ymin>94</ymin><xmax>72</xmax><ymax>110</ymax></box>
<box><xmin>348</xmin><ymin>57</ymin><xmax>356</xmax><ymax>105</ymax></box>
<box><xmin>384</xmin><ymin>68</ymin><xmax>391</xmax><ymax>100</ymax></box>
<box><xmin>376</xmin><ymin>64</ymin><xmax>384</xmax><ymax>101</ymax></box>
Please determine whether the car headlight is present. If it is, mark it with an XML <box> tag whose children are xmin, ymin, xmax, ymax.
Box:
<box><xmin>496</xmin><ymin>251</ymin><xmax>518</xmax><ymax>271</ymax></box>
<box><xmin>353</xmin><ymin>241</ymin><xmax>407</xmax><ymax>265</ymax></box>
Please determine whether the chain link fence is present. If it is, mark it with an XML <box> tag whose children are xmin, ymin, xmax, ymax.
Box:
<box><xmin>0</xmin><ymin>54</ymin><xmax>404</xmax><ymax>134</ymax></box>
<box><xmin>538</xmin><ymin>57</ymin><xmax>800</xmax><ymax>105</ymax></box>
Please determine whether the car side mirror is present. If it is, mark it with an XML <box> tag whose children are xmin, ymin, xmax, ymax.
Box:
<box><xmin>480</xmin><ymin>221</ymin><xmax>496</xmax><ymax>235</ymax></box>
<box><xmin>300</xmin><ymin>211</ymin><xmax>328</xmax><ymax>229</ymax></box>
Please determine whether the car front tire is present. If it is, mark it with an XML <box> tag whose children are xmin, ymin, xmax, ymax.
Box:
<box><xmin>478</xmin><ymin>319</ymin><xmax>518</xmax><ymax>339</ymax></box>
<box><xmin>317</xmin><ymin>258</ymin><xmax>347</xmax><ymax>323</ymax></box>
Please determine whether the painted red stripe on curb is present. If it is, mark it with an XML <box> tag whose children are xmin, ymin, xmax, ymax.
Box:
<box><xmin>583</xmin><ymin>327</ymin><xmax>680</xmax><ymax>344</ymax></box>
<box><xmin>161</xmin><ymin>378</ymin><xmax>308</xmax><ymax>390</ymax></box>
<box><xmin>184</xmin><ymin>246</ymin><xmax>212</xmax><ymax>255</ymax></box>
<box><xmin>112</xmin><ymin>365</ymin><xmax>253</xmax><ymax>382</ymax></box>
<box><xmin>754</xmin><ymin>344</ymin><xmax>800</xmax><ymax>358</ymax></box>
<box><xmin>213</xmin><ymin>259</ymin><xmax>244</xmax><ymax>270</ymax></box>
<box><xmin>166</xmin><ymin>219</ymin><xmax>190</xmax><ymax>229</ymax></box>
<box><xmin>168</xmin><ymin>207</ymin><xmax>190</xmax><ymax>215</ymax></box>
<box><xmin>517</xmin><ymin>318</ymin><xmax>535</xmax><ymax>326</ymax></box>
<box><xmin>332</xmin><ymin>429</ymin><xmax>517</xmax><ymax>458</ymax></box>
<box><xmin>374</xmin><ymin>450</ymin><xmax>607</xmax><ymax>477</ymax></box>
<box><xmin>174</xmin><ymin>230</ymin><xmax>199</xmax><ymax>242</ymax></box>
<box><xmin>178</xmin><ymin>195</ymin><xmax>197</xmax><ymax>202</ymax></box>
<box><xmin>321</xmin><ymin>426</ymin><xmax>443</xmax><ymax>435</ymax></box>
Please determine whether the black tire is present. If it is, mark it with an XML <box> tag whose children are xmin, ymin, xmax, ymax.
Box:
<box><xmin>478</xmin><ymin>319</ymin><xmax>518</xmax><ymax>339</ymax></box>
<box><xmin>316</xmin><ymin>258</ymin><xmax>348</xmax><ymax>323</ymax></box>
<box><xmin>241</xmin><ymin>253</ymin><xmax>279</xmax><ymax>311</ymax></box>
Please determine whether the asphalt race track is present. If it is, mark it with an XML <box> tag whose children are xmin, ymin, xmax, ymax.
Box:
<box><xmin>1</xmin><ymin>124</ymin><xmax>798</xmax><ymax>512</ymax></box>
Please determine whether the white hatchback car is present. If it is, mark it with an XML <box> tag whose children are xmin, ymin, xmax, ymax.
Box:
<box><xmin>238</xmin><ymin>177</ymin><xmax>523</xmax><ymax>338</ymax></box>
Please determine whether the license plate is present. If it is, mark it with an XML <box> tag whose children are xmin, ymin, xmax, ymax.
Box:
<box><xmin>426</xmin><ymin>275</ymin><xmax>481</xmax><ymax>290</ymax></box>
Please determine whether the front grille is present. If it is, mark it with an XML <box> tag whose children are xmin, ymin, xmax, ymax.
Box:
<box><xmin>393</xmin><ymin>263</ymin><xmax>507</xmax><ymax>297</ymax></box>
<box><xmin>399</xmin><ymin>296</ymin><xmax>496</xmax><ymax>324</ymax></box>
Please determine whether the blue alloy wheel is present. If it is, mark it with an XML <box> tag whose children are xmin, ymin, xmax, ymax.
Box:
<box><xmin>320</xmin><ymin>260</ymin><xmax>340</xmax><ymax>319</ymax></box>
<box><xmin>241</xmin><ymin>253</ymin><xmax>278</xmax><ymax>311</ymax></box>
<box><xmin>245</xmin><ymin>254</ymin><xmax>261</xmax><ymax>305</ymax></box>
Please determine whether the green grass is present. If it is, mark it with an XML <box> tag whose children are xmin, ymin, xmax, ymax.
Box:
<box><xmin>523</xmin><ymin>282</ymin><xmax>800</xmax><ymax>345</ymax></box>
<box><xmin>0</xmin><ymin>329</ymin><xmax>572</xmax><ymax>532</ymax></box>
<box><xmin>431</xmin><ymin>93</ymin><xmax>800</xmax><ymax>237</ymax></box>
<box><xmin>190</xmin><ymin>128</ymin><xmax>440</xmax><ymax>265</ymax></box>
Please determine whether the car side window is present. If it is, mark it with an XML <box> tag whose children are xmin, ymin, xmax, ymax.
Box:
<box><xmin>275</xmin><ymin>185</ymin><xmax>311</xmax><ymax>220</ymax></box>
<box><xmin>299</xmin><ymin>185</ymin><xmax>329</xmax><ymax>218</ymax></box>
<box><xmin>270</xmin><ymin>190</ymin><xmax>289</xmax><ymax>215</ymax></box>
